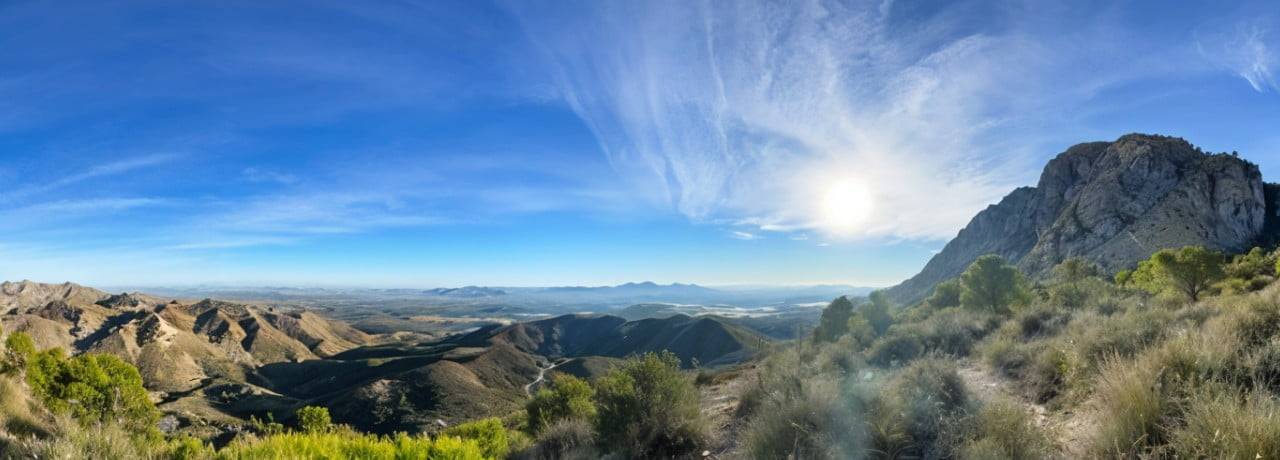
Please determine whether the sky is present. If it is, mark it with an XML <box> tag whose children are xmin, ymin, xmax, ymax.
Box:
<box><xmin>1</xmin><ymin>0</ymin><xmax>1278</xmax><ymax>288</ymax></box>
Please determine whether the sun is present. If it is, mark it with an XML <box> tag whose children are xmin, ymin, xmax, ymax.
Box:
<box><xmin>819</xmin><ymin>178</ymin><xmax>874</xmax><ymax>236</ymax></box>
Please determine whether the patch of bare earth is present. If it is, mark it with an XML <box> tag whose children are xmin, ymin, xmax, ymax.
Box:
<box><xmin>957</xmin><ymin>360</ymin><xmax>1093</xmax><ymax>458</ymax></box>
<box><xmin>698</xmin><ymin>364</ymin><xmax>757</xmax><ymax>457</ymax></box>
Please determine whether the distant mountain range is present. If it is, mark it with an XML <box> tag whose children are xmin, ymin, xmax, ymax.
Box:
<box><xmin>886</xmin><ymin>134</ymin><xmax>1280</xmax><ymax>304</ymax></box>
<box><xmin>1</xmin><ymin>280</ymin><xmax>782</xmax><ymax>435</ymax></box>
<box><xmin>119</xmin><ymin>282</ymin><xmax>874</xmax><ymax>310</ymax></box>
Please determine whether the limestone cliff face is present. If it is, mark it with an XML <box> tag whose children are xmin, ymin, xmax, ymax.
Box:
<box><xmin>886</xmin><ymin>134</ymin><xmax>1269</xmax><ymax>305</ymax></box>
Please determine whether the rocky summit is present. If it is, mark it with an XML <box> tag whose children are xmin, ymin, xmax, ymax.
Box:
<box><xmin>887</xmin><ymin>134</ymin><xmax>1274</xmax><ymax>304</ymax></box>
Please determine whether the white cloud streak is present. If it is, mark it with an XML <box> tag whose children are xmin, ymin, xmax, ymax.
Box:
<box><xmin>514</xmin><ymin>0</ymin><xmax>1216</xmax><ymax>241</ymax></box>
<box><xmin>1197</xmin><ymin>18</ymin><xmax>1278</xmax><ymax>92</ymax></box>
<box><xmin>1</xmin><ymin>154</ymin><xmax>179</xmax><ymax>203</ymax></box>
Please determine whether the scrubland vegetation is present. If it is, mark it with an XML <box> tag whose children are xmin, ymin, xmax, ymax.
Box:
<box><xmin>7</xmin><ymin>244</ymin><xmax>1280</xmax><ymax>458</ymax></box>
<box><xmin>740</xmin><ymin>245</ymin><xmax>1280</xmax><ymax>458</ymax></box>
<box><xmin>0</xmin><ymin>322</ymin><xmax>706</xmax><ymax>460</ymax></box>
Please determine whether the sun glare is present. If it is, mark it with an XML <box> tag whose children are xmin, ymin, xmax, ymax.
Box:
<box><xmin>820</xmin><ymin>179</ymin><xmax>874</xmax><ymax>236</ymax></box>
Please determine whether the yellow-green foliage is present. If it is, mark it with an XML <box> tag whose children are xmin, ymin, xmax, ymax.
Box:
<box><xmin>593</xmin><ymin>351</ymin><xmax>706</xmax><ymax>458</ymax></box>
<box><xmin>3</xmin><ymin>331</ymin><xmax>36</xmax><ymax>372</ymax></box>
<box><xmin>295</xmin><ymin>406</ymin><xmax>332</xmax><ymax>433</ymax></box>
<box><xmin>24</xmin><ymin>349</ymin><xmax>158</xmax><ymax>429</ymax></box>
<box><xmin>441</xmin><ymin>417</ymin><xmax>509</xmax><ymax>459</ymax></box>
<box><xmin>1130</xmin><ymin>246</ymin><xmax>1226</xmax><ymax>301</ymax></box>
<box><xmin>525</xmin><ymin>374</ymin><xmax>595</xmax><ymax>434</ymax></box>
<box><xmin>217</xmin><ymin>431</ymin><xmax>486</xmax><ymax>459</ymax></box>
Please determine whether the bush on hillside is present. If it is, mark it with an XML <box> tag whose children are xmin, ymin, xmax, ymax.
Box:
<box><xmin>216</xmin><ymin>430</ymin><xmax>485</xmax><ymax>459</ymax></box>
<box><xmin>1133</xmin><ymin>246</ymin><xmax>1226</xmax><ymax>301</ymax></box>
<box><xmin>296</xmin><ymin>406</ymin><xmax>332</xmax><ymax>433</ymax></box>
<box><xmin>958</xmin><ymin>399</ymin><xmax>1052</xmax><ymax>460</ymax></box>
<box><xmin>927</xmin><ymin>279</ymin><xmax>962</xmax><ymax>309</ymax></box>
<box><xmin>525</xmin><ymin>375</ymin><xmax>595</xmax><ymax>434</ymax></box>
<box><xmin>867</xmin><ymin>330</ymin><xmax>923</xmax><ymax>367</ymax></box>
<box><xmin>522</xmin><ymin>418</ymin><xmax>596</xmax><ymax>460</ymax></box>
<box><xmin>593</xmin><ymin>351</ymin><xmax>706</xmax><ymax>458</ymax></box>
<box><xmin>442</xmin><ymin>417</ymin><xmax>510</xmax><ymax>459</ymax></box>
<box><xmin>742</xmin><ymin>375</ymin><xmax>866</xmax><ymax>460</ymax></box>
<box><xmin>25</xmin><ymin>349</ymin><xmax>158</xmax><ymax>429</ymax></box>
<box><xmin>3</xmin><ymin>331</ymin><xmax>36</xmax><ymax>373</ymax></box>
<box><xmin>813</xmin><ymin>296</ymin><xmax>855</xmax><ymax>343</ymax></box>
<box><xmin>1168</xmin><ymin>389</ymin><xmax>1280</xmax><ymax>458</ymax></box>
<box><xmin>959</xmin><ymin>255</ymin><xmax>1031</xmax><ymax>314</ymax></box>
<box><xmin>870</xmin><ymin>358</ymin><xmax>970</xmax><ymax>458</ymax></box>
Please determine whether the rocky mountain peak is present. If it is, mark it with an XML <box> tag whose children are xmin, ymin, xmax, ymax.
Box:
<box><xmin>885</xmin><ymin>133</ymin><xmax>1270</xmax><ymax>305</ymax></box>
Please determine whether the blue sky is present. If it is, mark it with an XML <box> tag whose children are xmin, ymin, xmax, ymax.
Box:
<box><xmin>1</xmin><ymin>0</ymin><xmax>1278</xmax><ymax>288</ymax></box>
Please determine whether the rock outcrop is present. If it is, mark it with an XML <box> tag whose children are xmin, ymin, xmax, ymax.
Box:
<box><xmin>886</xmin><ymin>134</ymin><xmax>1271</xmax><ymax>305</ymax></box>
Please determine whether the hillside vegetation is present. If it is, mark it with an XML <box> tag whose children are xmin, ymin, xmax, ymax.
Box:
<box><xmin>738</xmin><ymin>245</ymin><xmax>1280</xmax><ymax>458</ymax></box>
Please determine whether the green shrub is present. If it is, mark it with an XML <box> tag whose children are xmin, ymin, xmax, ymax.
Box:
<box><xmin>873</xmin><ymin>358</ymin><xmax>970</xmax><ymax>458</ymax></box>
<box><xmin>1025</xmin><ymin>345</ymin><xmax>1072</xmax><ymax>403</ymax></box>
<box><xmin>593</xmin><ymin>351</ymin><xmax>706</xmax><ymax>458</ymax></box>
<box><xmin>1015</xmin><ymin>305</ymin><xmax>1070</xmax><ymax>338</ymax></box>
<box><xmin>217</xmin><ymin>431</ymin><xmax>485</xmax><ymax>459</ymax></box>
<box><xmin>813</xmin><ymin>296</ymin><xmax>855</xmax><ymax>343</ymax></box>
<box><xmin>927</xmin><ymin>279</ymin><xmax>962</xmax><ymax>309</ymax></box>
<box><xmin>979</xmin><ymin>334</ymin><xmax>1040</xmax><ymax>378</ymax></box>
<box><xmin>915</xmin><ymin>308</ymin><xmax>999</xmax><ymax>355</ymax></box>
<box><xmin>442</xmin><ymin>417</ymin><xmax>509</xmax><ymax>459</ymax></box>
<box><xmin>524</xmin><ymin>418</ymin><xmax>596</xmax><ymax>460</ymax></box>
<box><xmin>1168</xmin><ymin>389</ymin><xmax>1280</xmax><ymax>459</ymax></box>
<box><xmin>525</xmin><ymin>374</ymin><xmax>595</xmax><ymax>434</ymax></box>
<box><xmin>25</xmin><ymin>349</ymin><xmax>158</xmax><ymax>429</ymax></box>
<box><xmin>958</xmin><ymin>399</ymin><xmax>1052</xmax><ymax>459</ymax></box>
<box><xmin>741</xmin><ymin>375</ymin><xmax>865</xmax><ymax>459</ymax></box>
<box><xmin>960</xmin><ymin>255</ymin><xmax>1031</xmax><ymax>314</ymax></box>
<box><xmin>3</xmin><ymin>331</ymin><xmax>36</xmax><ymax>372</ymax></box>
<box><xmin>867</xmin><ymin>331</ymin><xmax>923</xmax><ymax>367</ymax></box>
<box><xmin>296</xmin><ymin>406</ymin><xmax>332</xmax><ymax>433</ymax></box>
<box><xmin>168</xmin><ymin>435</ymin><xmax>215</xmax><ymax>459</ymax></box>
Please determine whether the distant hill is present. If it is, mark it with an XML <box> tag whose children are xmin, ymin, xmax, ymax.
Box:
<box><xmin>886</xmin><ymin>134</ymin><xmax>1276</xmax><ymax>305</ymax></box>
<box><xmin>0</xmin><ymin>280</ymin><xmax>373</xmax><ymax>428</ymax></box>
<box><xmin>423</xmin><ymin>286</ymin><xmax>507</xmax><ymax>298</ymax></box>
<box><xmin>1</xmin><ymin>280</ymin><xmax>777</xmax><ymax>434</ymax></box>
<box><xmin>455</xmin><ymin>313</ymin><xmax>768</xmax><ymax>368</ymax></box>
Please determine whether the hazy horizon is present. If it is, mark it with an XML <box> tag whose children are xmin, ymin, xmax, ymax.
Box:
<box><xmin>2</xmin><ymin>0</ymin><xmax>1278</xmax><ymax>288</ymax></box>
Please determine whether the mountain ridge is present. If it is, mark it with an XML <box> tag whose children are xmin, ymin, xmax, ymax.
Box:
<box><xmin>886</xmin><ymin>133</ymin><xmax>1273</xmax><ymax>304</ymax></box>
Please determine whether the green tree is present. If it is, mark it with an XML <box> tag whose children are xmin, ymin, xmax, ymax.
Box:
<box><xmin>296</xmin><ymin>406</ymin><xmax>332</xmax><ymax>433</ymax></box>
<box><xmin>927</xmin><ymin>279</ymin><xmax>962</xmax><ymax>309</ymax></box>
<box><xmin>862</xmin><ymin>291</ymin><xmax>894</xmax><ymax>335</ymax></box>
<box><xmin>594</xmin><ymin>351</ymin><xmax>706</xmax><ymax>458</ymax></box>
<box><xmin>1226</xmin><ymin>247</ymin><xmax>1276</xmax><ymax>279</ymax></box>
<box><xmin>1053</xmin><ymin>257</ymin><xmax>1098</xmax><ymax>284</ymax></box>
<box><xmin>3</xmin><ymin>331</ymin><xmax>36</xmax><ymax>372</ymax></box>
<box><xmin>527</xmin><ymin>374</ymin><xmax>596</xmax><ymax>434</ymax></box>
<box><xmin>959</xmin><ymin>255</ymin><xmax>1030</xmax><ymax>314</ymax></box>
<box><xmin>1148</xmin><ymin>246</ymin><xmax>1225</xmax><ymax>301</ymax></box>
<box><xmin>813</xmin><ymin>296</ymin><xmax>855</xmax><ymax>343</ymax></box>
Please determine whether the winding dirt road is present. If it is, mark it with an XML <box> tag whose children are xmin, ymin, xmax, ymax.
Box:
<box><xmin>525</xmin><ymin>360</ymin><xmax>563</xmax><ymax>397</ymax></box>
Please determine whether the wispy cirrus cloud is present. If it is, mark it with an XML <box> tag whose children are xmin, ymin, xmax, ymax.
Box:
<box><xmin>1197</xmin><ymin>18</ymin><xmax>1278</xmax><ymax>92</ymax></box>
<box><xmin>1</xmin><ymin>154</ymin><xmax>180</xmax><ymax>204</ymax></box>
<box><xmin>513</xmin><ymin>0</ymin><xmax>1218</xmax><ymax>241</ymax></box>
